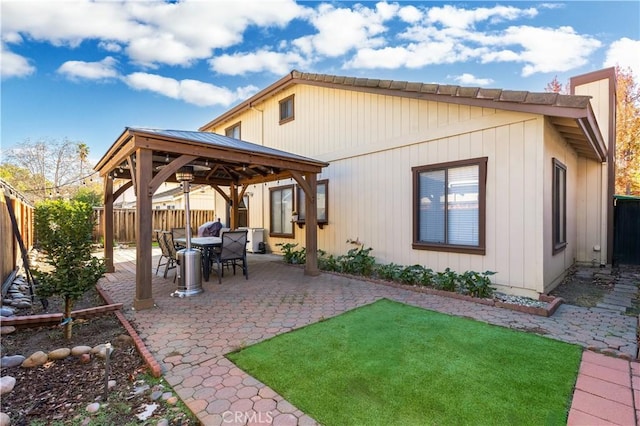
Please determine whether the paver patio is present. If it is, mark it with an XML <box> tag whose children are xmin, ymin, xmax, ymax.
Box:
<box><xmin>98</xmin><ymin>248</ymin><xmax>639</xmax><ymax>425</ymax></box>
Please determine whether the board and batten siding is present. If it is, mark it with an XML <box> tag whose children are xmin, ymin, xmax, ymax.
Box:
<box><xmin>209</xmin><ymin>85</ymin><xmax>562</xmax><ymax>296</ymax></box>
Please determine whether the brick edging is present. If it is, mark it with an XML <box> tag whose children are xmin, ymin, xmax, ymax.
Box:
<box><xmin>283</xmin><ymin>262</ymin><xmax>563</xmax><ymax>317</ymax></box>
<box><xmin>96</xmin><ymin>285</ymin><xmax>163</xmax><ymax>378</ymax></box>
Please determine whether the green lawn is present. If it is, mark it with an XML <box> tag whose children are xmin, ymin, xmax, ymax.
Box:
<box><xmin>227</xmin><ymin>299</ymin><xmax>582</xmax><ymax>426</ymax></box>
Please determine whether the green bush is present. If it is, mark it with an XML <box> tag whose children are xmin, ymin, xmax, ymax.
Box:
<box><xmin>275</xmin><ymin>242</ymin><xmax>306</xmax><ymax>264</ymax></box>
<box><xmin>33</xmin><ymin>199</ymin><xmax>106</xmax><ymax>339</ymax></box>
<box><xmin>279</xmin><ymin>242</ymin><xmax>496</xmax><ymax>299</ymax></box>
<box><xmin>459</xmin><ymin>271</ymin><xmax>497</xmax><ymax>298</ymax></box>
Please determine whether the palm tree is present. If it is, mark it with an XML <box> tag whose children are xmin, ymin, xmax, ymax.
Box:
<box><xmin>77</xmin><ymin>143</ymin><xmax>89</xmax><ymax>178</ymax></box>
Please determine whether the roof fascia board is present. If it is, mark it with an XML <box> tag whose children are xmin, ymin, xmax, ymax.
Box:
<box><xmin>199</xmin><ymin>72</ymin><xmax>296</xmax><ymax>131</ymax></box>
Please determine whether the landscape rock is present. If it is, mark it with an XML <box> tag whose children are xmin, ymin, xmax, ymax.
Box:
<box><xmin>22</xmin><ymin>351</ymin><xmax>48</xmax><ymax>368</ymax></box>
<box><xmin>85</xmin><ymin>402</ymin><xmax>101</xmax><ymax>413</ymax></box>
<box><xmin>0</xmin><ymin>355</ymin><xmax>26</xmax><ymax>369</ymax></box>
<box><xmin>79</xmin><ymin>353</ymin><xmax>91</xmax><ymax>364</ymax></box>
<box><xmin>48</xmin><ymin>348</ymin><xmax>71</xmax><ymax>360</ymax></box>
<box><xmin>114</xmin><ymin>334</ymin><xmax>134</xmax><ymax>347</ymax></box>
<box><xmin>0</xmin><ymin>326</ymin><xmax>16</xmax><ymax>335</ymax></box>
<box><xmin>166</xmin><ymin>396</ymin><xmax>179</xmax><ymax>405</ymax></box>
<box><xmin>0</xmin><ymin>376</ymin><xmax>16</xmax><ymax>395</ymax></box>
<box><xmin>71</xmin><ymin>345</ymin><xmax>93</xmax><ymax>356</ymax></box>
<box><xmin>0</xmin><ymin>412</ymin><xmax>10</xmax><ymax>426</ymax></box>
<box><xmin>0</xmin><ymin>307</ymin><xmax>15</xmax><ymax>316</ymax></box>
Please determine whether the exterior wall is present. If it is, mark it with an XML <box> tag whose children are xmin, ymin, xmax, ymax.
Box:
<box><xmin>210</xmin><ymin>85</ymin><xmax>551</xmax><ymax>297</ymax></box>
<box><xmin>542</xmin><ymin>120</ymin><xmax>579</xmax><ymax>293</ymax></box>
<box><xmin>572</xmin><ymin>75</ymin><xmax>614</xmax><ymax>265</ymax></box>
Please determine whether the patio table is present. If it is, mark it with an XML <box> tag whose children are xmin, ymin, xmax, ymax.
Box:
<box><xmin>174</xmin><ymin>237</ymin><xmax>222</xmax><ymax>282</ymax></box>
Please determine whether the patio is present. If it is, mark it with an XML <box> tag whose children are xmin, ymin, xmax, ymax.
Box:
<box><xmin>98</xmin><ymin>247</ymin><xmax>639</xmax><ymax>425</ymax></box>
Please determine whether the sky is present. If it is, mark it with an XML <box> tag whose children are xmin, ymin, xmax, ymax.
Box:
<box><xmin>1</xmin><ymin>0</ymin><xmax>639</xmax><ymax>167</ymax></box>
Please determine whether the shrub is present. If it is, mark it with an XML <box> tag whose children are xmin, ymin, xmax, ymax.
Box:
<box><xmin>276</xmin><ymin>242</ymin><xmax>306</xmax><ymax>264</ymax></box>
<box><xmin>459</xmin><ymin>271</ymin><xmax>497</xmax><ymax>298</ymax></box>
<box><xmin>433</xmin><ymin>268</ymin><xmax>458</xmax><ymax>292</ymax></box>
<box><xmin>33</xmin><ymin>199</ymin><xmax>106</xmax><ymax>339</ymax></box>
<box><xmin>337</xmin><ymin>247</ymin><xmax>375</xmax><ymax>276</ymax></box>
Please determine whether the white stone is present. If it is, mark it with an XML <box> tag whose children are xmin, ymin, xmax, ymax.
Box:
<box><xmin>85</xmin><ymin>402</ymin><xmax>101</xmax><ymax>413</ymax></box>
<box><xmin>0</xmin><ymin>376</ymin><xmax>16</xmax><ymax>395</ymax></box>
<box><xmin>0</xmin><ymin>412</ymin><xmax>9</xmax><ymax>426</ymax></box>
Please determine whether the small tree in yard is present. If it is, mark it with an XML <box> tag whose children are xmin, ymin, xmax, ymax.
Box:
<box><xmin>33</xmin><ymin>199</ymin><xmax>106</xmax><ymax>339</ymax></box>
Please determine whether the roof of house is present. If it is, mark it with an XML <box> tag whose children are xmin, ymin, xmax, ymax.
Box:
<box><xmin>200</xmin><ymin>69</ymin><xmax>609</xmax><ymax>162</ymax></box>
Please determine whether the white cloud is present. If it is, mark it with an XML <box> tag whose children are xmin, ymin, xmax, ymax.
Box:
<box><xmin>99</xmin><ymin>41</ymin><xmax>122</xmax><ymax>53</ymax></box>
<box><xmin>451</xmin><ymin>73</ymin><xmax>494</xmax><ymax>86</ymax></box>
<box><xmin>425</xmin><ymin>4</ymin><xmax>537</xmax><ymax>30</ymax></box>
<box><xmin>57</xmin><ymin>56</ymin><xmax>119</xmax><ymax>80</ymax></box>
<box><xmin>604</xmin><ymin>37</ymin><xmax>640</xmax><ymax>81</ymax></box>
<box><xmin>123</xmin><ymin>72</ymin><xmax>258</xmax><ymax>107</ymax></box>
<box><xmin>0</xmin><ymin>44</ymin><xmax>35</xmax><ymax>79</ymax></box>
<box><xmin>498</xmin><ymin>26</ymin><xmax>601</xmax><ymax>76</ymax></box>
<box><xmin>210</xmin><ymin>50</ymin><xmax>309</xmax><ymax>76</ymax></box>
<box><xmin>1</xmin><ymin>0</ymin><xmax>309</xmax><ymax>68</ymax></box>
<box><xmin>398</xmin><ymin>5</ymin><xmax>423</xmax><ymax>24</ymax></box>
<box><xmin>293</xmin><ymin>3</ymin><xmax>395</xmax><ymax>58</ymax></box>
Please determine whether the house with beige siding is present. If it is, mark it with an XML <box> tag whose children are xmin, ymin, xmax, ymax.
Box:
<box><xmin>198</xmin><ymin>68</ymin><xmax>616</xmax><ymax>298</ymax></box>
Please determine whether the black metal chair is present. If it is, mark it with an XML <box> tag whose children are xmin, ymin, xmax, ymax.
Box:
<box><xmin>213</xmin><ymin>230</ymin><xmax>248</xmax><ymax>284</ymax></box>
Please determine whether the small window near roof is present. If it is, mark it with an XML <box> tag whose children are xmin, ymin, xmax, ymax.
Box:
<box><xmin>225</xmin><ymin>122</ymin><xmax>241</xmax><ymax>139</ymax></box>
<box><xmin>279</xmin><ymin>95</ymin><xmax>294</xmax><ymax>124</ymax></box>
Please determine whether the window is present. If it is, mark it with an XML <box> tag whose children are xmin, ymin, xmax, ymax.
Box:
<box><xmin>269</xmin><ymin>185</ymin><xmax>294</xmax><ymax>237</ymax></box>
<box><xmin>279</xmin><ymin>95</ymin><xmax>294</xmax><ymax>124</ymax></box>
<box><xmin>225</xmin><ymin>122</ymin><xmax>241</xmax><ymax>139</ymax></box>
<box><xmin>296</xmin><ymin>180</ymin><xmax>328</xmax><ymax>227</ymax></box>
<box><xmin>413</xmin><ymin>157</ymin><xmax>487</xmax><ymax>254</ymax></box>
<box><xmin>552</xmin><ymin>158</ymin><xmax>567</xmax><ymax>253</ymax></box>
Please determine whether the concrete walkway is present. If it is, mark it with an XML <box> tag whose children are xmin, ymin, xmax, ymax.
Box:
<box><xmin>99</xmin><ymin>248</ymin><xmax>640</xmax><ymax>425</ymax></box>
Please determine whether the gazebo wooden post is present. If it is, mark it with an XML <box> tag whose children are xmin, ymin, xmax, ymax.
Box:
<box><xmin>103</xmin><ymin>174</ymin><xmax>114</xmax><ymax>273</ymax></box>
<box><xmin>230</xmin><ymin>182</ymin><xmax>239</xmax><ymax>229</ymax></box>
<box><xmin>303</xmin><ymin>172</ymin><xmax>319</xmax><ymax>276</ymax></box>
<box><xmin>133</xmin><ymin>148</ymin><xmax>154</xmax><ymax>310</ymax></box>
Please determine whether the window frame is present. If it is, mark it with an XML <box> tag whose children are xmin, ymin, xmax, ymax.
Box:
<box><xmin>552</xmin><ymin>158</ymin><xmax>567</xmax><ymax>254</ymax></box>
<box><xmin>225</xmin><ymin>122</ymin><xmax>241</xmax><ymax>139</ymax></box>
<box><xmin>296</xmin><ymin>179</ymin><xmax>328</xmax><ymax>227</ymax></box>
<box><xmin>412</xmin><ymin>157</ymin><xmax>487</xmax><ymax>255</ymax></box>
<box><xmin>269</xmin><ymin>184</ymin><xmax>295</xmax><ymax>238</ymax></box>
<box><xmin>279</xmin><ymin>95</ymin><xmax>295</xmax><ymax>125</ymax></box>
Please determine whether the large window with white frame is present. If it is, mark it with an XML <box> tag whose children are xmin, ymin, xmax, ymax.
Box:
<box><xmin>552</xmin><ymin>158</ymin><xmax>567</xmax><ymax>254</ymax></box>
<box><xmin>412</xmin><ymin>157</ymin><xmax>487</xmax><ymax>254</ymax></box>
<box><xmin>269</xmin><ymin>185</ymin><xmax>294</xmax><ymax>237</ymax></box>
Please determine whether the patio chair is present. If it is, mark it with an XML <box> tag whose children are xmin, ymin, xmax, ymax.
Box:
<box><xmin>213</xmin><ymin>229</ymin><xmax>248</xmax><ymax>284</ymax></box>
<box><xmin>157</xmin><ymin>231</ymin><xmax>178</xmax><ymax>282</ymax></box>
<box><xmin>171</xmin><ymin>227</ymin><xmax>188</xmax><ymax>249</ymax></box>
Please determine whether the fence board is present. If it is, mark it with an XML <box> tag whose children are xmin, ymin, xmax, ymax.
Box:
<box><xmin>93</xmin><ymin>208</ymin><xmax>216</xmax><ymax>243</ymax></box>
<box><xmin>1</xmin><ymin>180</ymin><xmax>34</xmax><ymax>284</ymax></box>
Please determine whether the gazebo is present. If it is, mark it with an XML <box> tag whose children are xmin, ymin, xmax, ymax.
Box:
<box><xmin>94</xmin><ymin>127</ymin><xmax>329</xmax><ymax>310</ymax></box>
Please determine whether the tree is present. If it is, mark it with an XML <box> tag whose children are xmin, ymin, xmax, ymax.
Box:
<box><xmin>1</xmin><ymin>138</ymin><xmax>101</xmax><ymax>203</ymax></box>
<box><xmin>614</xmin><ymin>66</ymin><xmax>640</xmax><ymax>195</ymax></box>
<box><xmin>32</xmin><ymin>199</ymin><xmax>106</xmax><ymax>339</ymax></box>
<box><xmin>545</xmin><ymin>75</ymin><xmax>568</xmax><ymax>94</ymax></box>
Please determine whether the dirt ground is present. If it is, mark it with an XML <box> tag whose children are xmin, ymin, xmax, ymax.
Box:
<box><xmin>549</xmin><ymin>266</ymin><xmax>616</xmax><ymax>307</ymax></box>
<box><xmin>0</xmin><ymin>287</ymin><xmax>197</xmax><ymax>425</ymax></box>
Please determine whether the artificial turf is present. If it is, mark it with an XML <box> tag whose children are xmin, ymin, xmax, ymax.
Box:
<box><xmin>227</xmin><ymin>298</ymin><xmax>582</xmax><ymax>425</ymax></box>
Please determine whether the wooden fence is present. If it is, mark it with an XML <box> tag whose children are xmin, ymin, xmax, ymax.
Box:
<box><xmin>1</xmin><ymin>180</ymin><xmax>34</xmax><ymax>285</ymax></box>
<box><xmin>92</xmin><ymin>208</ymin><xmax>217</xmax><ymax>243</ymax></box>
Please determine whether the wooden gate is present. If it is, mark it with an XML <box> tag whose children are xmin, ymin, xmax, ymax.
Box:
<box><xmin>613</xmin><ymin>196</ymin><xmax>640</xmax><ymax>265</ymax></box>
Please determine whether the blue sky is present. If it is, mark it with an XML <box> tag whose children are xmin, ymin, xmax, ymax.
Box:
<box><xmin>1</xmin><ymin>1</ymin><xmax>639</xmax><ymax>166</ymax></box>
